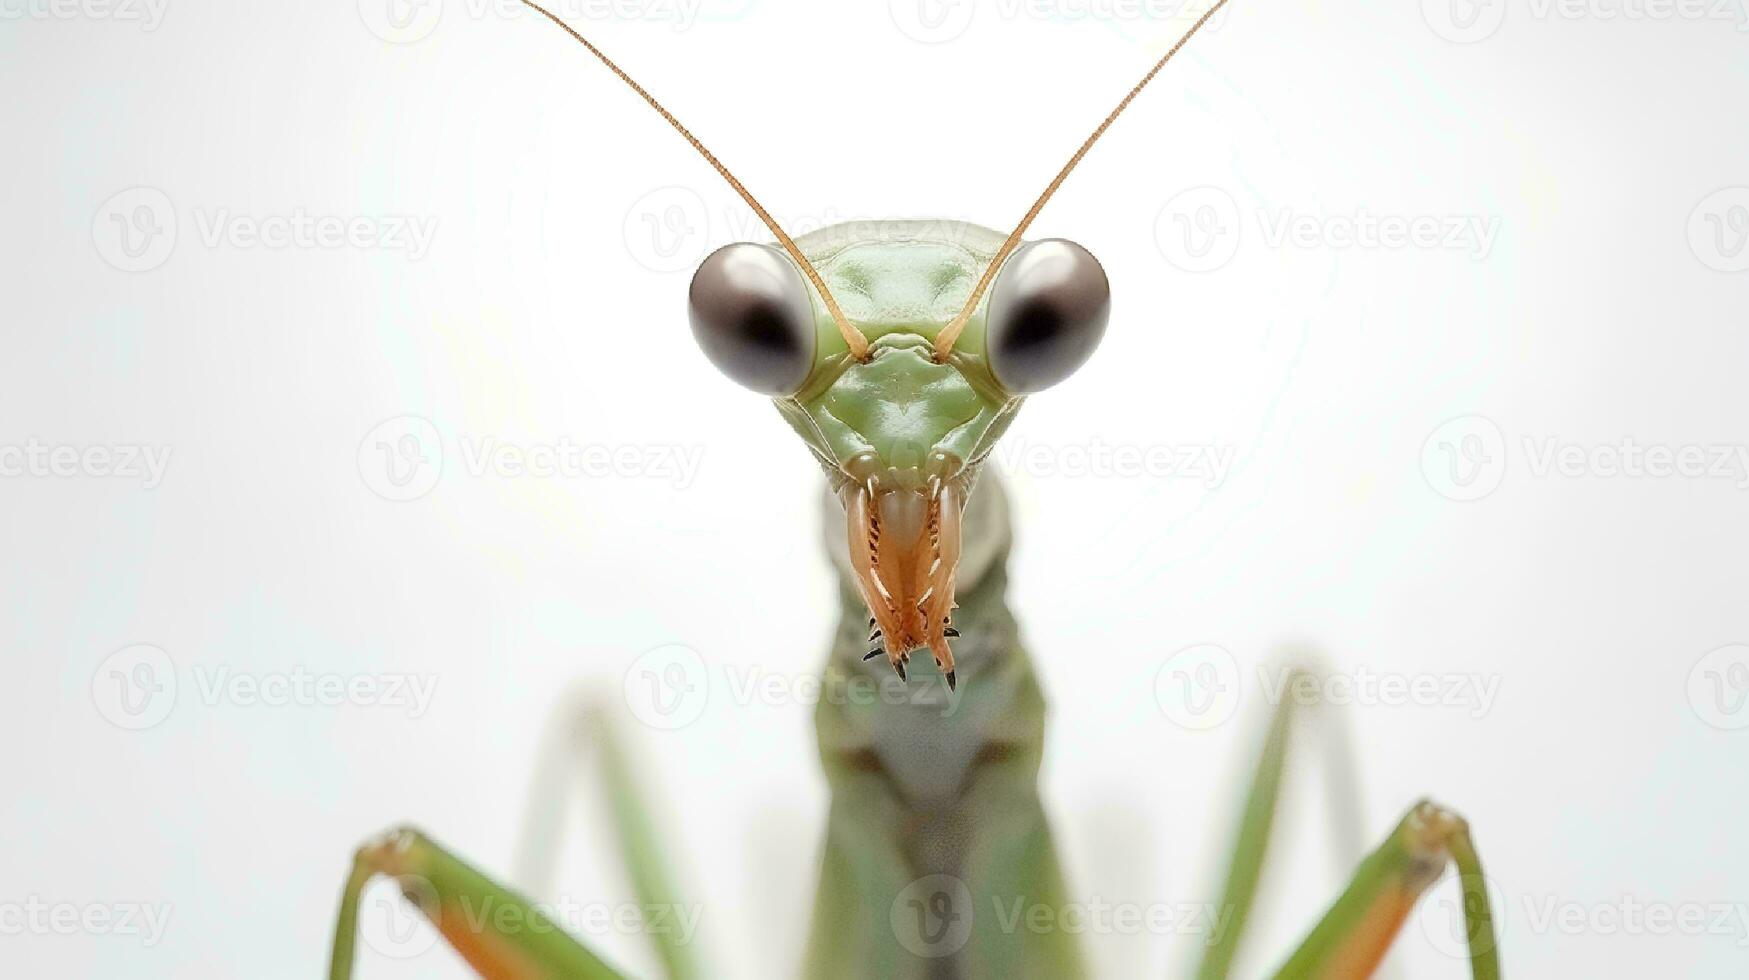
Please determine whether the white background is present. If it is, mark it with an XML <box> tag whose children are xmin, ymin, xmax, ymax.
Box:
<box><xmin>3</xmin><ymin>0</ymin><xmax>1748</xmax><ymax>976</ymax></box>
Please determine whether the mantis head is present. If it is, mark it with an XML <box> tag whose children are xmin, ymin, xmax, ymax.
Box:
<box><xmin>520</xmin><ymin>0</ymin><xmax>1230</xmax><ymax>686</ymax></box>
<box><xmin>689</xmin><ymin>226</ymin><xmax>1110</xmax><ymax>688</ymax></box>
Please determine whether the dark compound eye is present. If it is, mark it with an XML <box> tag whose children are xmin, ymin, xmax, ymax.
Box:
<box><xmin>688</xmin><ymin>243</ymin><xmax>817</xmax><ymax>396</ymax></box>
<box><xmin>985</xmin><ymin>239</ymin><xmax>1111</xmax><ymax>394</ymax></box>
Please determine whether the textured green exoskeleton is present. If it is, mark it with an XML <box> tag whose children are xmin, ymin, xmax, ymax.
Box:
<box><xmin>327</xmin><ymin>473</ymin><xmax>1503</xmax><ymax>979</ymax></box>
<box><xmin>772</xmin><ymin>221</ymin><xmax>1028</xmax><ymax>688</ymax></box>
<box><xmin>327</xmin><ymin>3</ymin><xmax>1505</xmax><ymax>978</ymax></box>
<box><xmin>803</xmin><ymin>475</ymin><xmax>1086</xmax><ymax>979</ymax></box>
<box><xmin>775</xmin><ymin>221</ymin><xmax>1021</xmax><ymax>492</ymax></box>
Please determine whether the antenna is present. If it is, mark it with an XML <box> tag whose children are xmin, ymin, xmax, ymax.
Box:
<box><xmin>519</xmin><ymin>0</ymin><xmax>872</xmax><ymax>361</ymax></box>
<box><xmin>932</xmin><ymin>0</ymin><xmax>1235</xmax><ymax>361</ymax></box>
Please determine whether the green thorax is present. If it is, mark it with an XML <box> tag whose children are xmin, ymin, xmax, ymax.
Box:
<box><xmin>772</xmin><ymin>221</ymin><xmax>1024</xmax><ymax>487</ymax></box>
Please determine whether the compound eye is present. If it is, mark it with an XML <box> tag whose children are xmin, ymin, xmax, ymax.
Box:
<box><xmin>688</xmin><ymin>243</ymin><xmax>817</xmax><ymax>395</ymax></box>
<box><xmin>985</xmin><ymin>239</ymin><xmax>1111</xmax><ymax>394</ymax></box>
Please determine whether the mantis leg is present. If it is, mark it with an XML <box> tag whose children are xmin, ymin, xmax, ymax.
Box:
<box><xmin>1193</xmin><ymin>667</ymin><xmax>1500</xmax><ymax>980</ymax></box>
<box><xmin>330</xmin><ymin>699</ymin><xmax>705</xmax><ymax>980</ymax></box>
<box><xmin>1271</xmin><ymin>802</ymin><xmax>1500</xmax><ymax>980</ymax></box>
<box><xmin>512</xmin><ymin>696</ymin><xmax>704</xmax><ymax>980</ymax></box>
<box><xmin>1193</xmin><ymin>669</ymin><xmax>1302</xmax><ymax>980</ymax></box>
<box><xmin>328</xmin><ymin>826</ymin><xmax>629</xmax><ymax>980</ymax></box>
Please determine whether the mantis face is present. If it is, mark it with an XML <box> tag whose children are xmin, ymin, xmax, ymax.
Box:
<box><xmin>515</xmin><ymin>0</ymin><xmax>1227</xmax><ymax>687</ymax></box>
<box><xmin>688</xmin><ymin>222</ymin><xmax>1111</xmax><ymax>688</ymax></box>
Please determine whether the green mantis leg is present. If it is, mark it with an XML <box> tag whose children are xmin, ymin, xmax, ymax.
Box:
<box><xmin>1272</xmin><ymin>802</ymin><xmax>1500</xmax><ymax>980</ymax></box>
<box><xmin>331</xmin><ymin>706</ymin><xmax>701</xmax><ymax>980</ymax></box>
<box><xmin>328</xmin><ymin>826</ymin><xmax>629</xmax><ymax>980</ymax></box>
<box><xmin>511</xmin><ymin>698</ymin><xmax>704</xmax><ymax>980</ymax></box>
<box><xmin>1193</xmin><ymin>667</ymin><xmax>1501</xmax><ymax>980</ymax></box>
<box><xmin>1193</xmin><ymin>669</ymin><xmax>1302</xmax><ymax>980</ymax></box>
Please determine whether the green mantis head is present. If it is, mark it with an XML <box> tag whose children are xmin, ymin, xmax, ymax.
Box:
<box><xmin>513</xmin><ymin>0</ymin><xmax>1224</xmax><ymax>687</ymax></box>
<box><xmin>687</xmin><ymin>221</ymin><xmax>1110</xmax><ymax>687</ymax></box>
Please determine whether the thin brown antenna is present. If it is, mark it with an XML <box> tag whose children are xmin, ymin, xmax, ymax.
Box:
<box><xmin>519</xmin><ymin>0</ymin><xmax>871</xmax><ymax>361</ymax></box>
<box><xmin>933</xmin><ymin>0</ymin><xmax>1234</xmax><ymax>361</ymax></box>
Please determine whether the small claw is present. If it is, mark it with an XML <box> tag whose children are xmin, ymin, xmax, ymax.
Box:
<box><xmin>943</xmin><ymin>627</ymin><xmax>960</xmax><ymax>638</ymax></box>
<box><xmin>864</xmin><ymin>648</ymin><xmax>883</xmax><ymax>661</ymax></box>
<box><xmin>945</xmin><ymin>669</ymin><xmax>957</xmax><ymax>692</ymax></box>
<box><xmin>894</xmin><ymin>660</ymin><xmax>908</xmax><ymax>682</ymax></box>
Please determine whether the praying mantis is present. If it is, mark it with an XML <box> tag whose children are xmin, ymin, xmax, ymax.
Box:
<box><xmin>328</xmin><ymin>2</ymin><xmax>1503</xmax><ymax>977</ymax></box>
